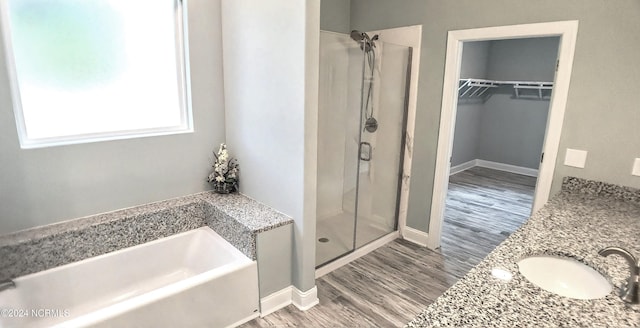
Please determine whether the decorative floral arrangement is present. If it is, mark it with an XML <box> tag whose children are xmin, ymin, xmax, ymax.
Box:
<box><xmin>207</xmin><ymin>143</ymin><xmax>239</xmax><ymax>194</ymax></box>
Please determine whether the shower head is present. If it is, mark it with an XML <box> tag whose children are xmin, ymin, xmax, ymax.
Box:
<box><xmin>350</xmin><ymin>30</ymin><xmax>367</xmax><ymax>43</ymax></box>
<box><xmin>350</xmin><ymin>30</ymin><xmax>377</xmax><ymax>52</ymax></box>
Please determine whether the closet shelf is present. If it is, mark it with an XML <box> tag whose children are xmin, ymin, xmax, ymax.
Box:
<box><xmin>458</xmin><ymin>78</ymin><xmax>553</xmax><ymax>100</ymax></box>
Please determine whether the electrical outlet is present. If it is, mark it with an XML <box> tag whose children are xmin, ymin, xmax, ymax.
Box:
<box><xmin>632</xmin><ymin>158</ymin><xmax>640</xmax><ymax>177</ymax></box>
<box><xmin>564</xmin><ymin>148</ymin><xmax>587</xmax><ymax>168</ymax></box>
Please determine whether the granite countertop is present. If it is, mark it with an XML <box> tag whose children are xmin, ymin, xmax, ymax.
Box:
<box><xmin>407</xmin><ymin>177</ymin><xmax>640</xmax><ymax>327</ymax></box>
<box><xmin>0</xmin><ymin>191</ymin><xmax>292</xmax><ymax>248</ymax></box>
<box><xmin>198</xmin><ymin>192</ymin><xmax>292</xmax><ymax>233</ymax></box>
<box><xmin>0</xmin><ymin>191</ymin><xmax>292</xmax><ymax>281</ymax></box>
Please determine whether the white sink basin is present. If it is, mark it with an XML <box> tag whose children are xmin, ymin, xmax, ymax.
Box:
<box><xmin>517</xmin><ymin>255</ymin><xmax>612</xmax><ymax>300</ymax></box>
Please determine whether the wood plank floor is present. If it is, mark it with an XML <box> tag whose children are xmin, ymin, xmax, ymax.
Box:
<box><xmin>440</xmin><ymin>167</ymin><xmax>536</xmax><ymax>270</ymax></box>
<box><xmin>241</xmin><ymin>167</ymin><xmax>536</xmax><ymax>328</ymax></box>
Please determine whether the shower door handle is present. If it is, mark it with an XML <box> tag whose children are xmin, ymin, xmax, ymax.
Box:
<box><xmin>360</xmin><ymin>142</ymin><xmax>372</xmax><ymax>161</ymax></box>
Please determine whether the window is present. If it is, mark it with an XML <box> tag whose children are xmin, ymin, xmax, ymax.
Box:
<box><xmin>1</xmin><ymin>0</ymin><xmax>192</xmax><ymax>148</ymax></box>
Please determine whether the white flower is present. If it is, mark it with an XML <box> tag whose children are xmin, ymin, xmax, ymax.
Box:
<box><xmin>208</xmin><ymin>143</ymin><xmax>239</xmax><ymax>189</ymax></box>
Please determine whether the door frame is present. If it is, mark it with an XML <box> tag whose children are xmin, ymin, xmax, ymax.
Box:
<box><xmin>427</xmin><ymin>21</ymin><xmax>579</xmax><ymax>249</ymax></box>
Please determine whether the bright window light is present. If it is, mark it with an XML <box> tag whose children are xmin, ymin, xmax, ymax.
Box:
<box><xmin>1</xmin><ymin>0</ymin><xmax>192</xmax><ymax>148</ymax></box>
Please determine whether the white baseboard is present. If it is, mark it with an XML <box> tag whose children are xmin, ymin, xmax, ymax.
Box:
<box><xmin>225</xmin><ymin>313</ymin><xmax>260</xmax><ymax>328</ymax></box>
<box><xmin>259</xmin><ymin>286</ymin><xmax>319</xmax><ymax>317</ymax></box>
<box><xmin>450</xmin><ymin>159</ymin><xmax>538</xmax><ymax>177</ymax></box>
<box><xmin>315</xmin><ymin>231</ymin><xmax>399</xmax><ymax>279</ymax></box>
<box><xmin>476</xmin><ymin>159</ymin><xmax>538</xmax><ymax>177</ymax></box>
<box><xmin>292</xmin><ymin>286</ymin><xmax>319</xmax><ymax>311</ymax></box>
<box><xmin>401</xmin><ymin>226</ymin><xmax>428</xmax><ymax>247</ymax></box>
<box><xmin>449</xmin><ymin>159</ymin><xmax>476</xmax><ymax>175</ymax></box>
<box><xmin>260</xmin><ymin>286</ymin><xmax>294</xmax><ymax>317</ymax></box>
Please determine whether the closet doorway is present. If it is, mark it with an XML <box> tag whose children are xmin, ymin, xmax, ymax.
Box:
<box><xmin>427</xmin><ymin>21</ymin><xmax>579</xmax><ymax>250</ymax></box>
<box><xmin>445</xmin><ymin>37</ymin><xmax>559</xmax><ymax>260</ymax></box>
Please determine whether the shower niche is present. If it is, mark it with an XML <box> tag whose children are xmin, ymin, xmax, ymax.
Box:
<box><xmin>316</xmin><ymin>29</ymin><xmax>413</xmax><ymax>267</ymax></box>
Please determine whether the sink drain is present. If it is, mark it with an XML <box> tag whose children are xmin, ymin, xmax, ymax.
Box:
<box><xmin>318</xmin><ymin>237</ymin><xmax>329</xmax><ymax>243</ymax></box>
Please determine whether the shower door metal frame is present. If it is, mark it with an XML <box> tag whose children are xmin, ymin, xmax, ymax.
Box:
<box><xmin>391</xmin><ymin>47</ymin><xmax>413</xmax><ymax>232</ymax></box>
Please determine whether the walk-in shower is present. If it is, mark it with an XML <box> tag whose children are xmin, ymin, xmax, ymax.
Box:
<box><xmin>316</xmin><ymin>30</ymin><xmax>413</xmax><ymax>267</ymax></box>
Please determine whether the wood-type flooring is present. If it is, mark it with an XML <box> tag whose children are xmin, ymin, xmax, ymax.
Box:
<box><xmin>241</xmin><ymin>167</ymin><xmax>536</xmax><ymax>327</ymax></box>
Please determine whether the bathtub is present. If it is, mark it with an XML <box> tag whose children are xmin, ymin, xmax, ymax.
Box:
<box><xmin>0</xmin><ymin>227</ymin><xmax>259</xmax><ymax>328</ymax></box>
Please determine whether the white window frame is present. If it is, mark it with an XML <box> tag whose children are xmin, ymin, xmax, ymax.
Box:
<box><xmin>0</xmin><ymin>0</ymin><xmax>193</xmax><ymax>149</ymax></box>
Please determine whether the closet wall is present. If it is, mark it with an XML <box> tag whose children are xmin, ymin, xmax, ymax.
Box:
<box><xmin>451</xmin><ymin>42</ymin><xmax>490</xmax><ymax>166</ymax></box>
<box><xmin>451</xmin><ymin>37</ymin><xmax>560</xmax><ymax>171</ymax></box>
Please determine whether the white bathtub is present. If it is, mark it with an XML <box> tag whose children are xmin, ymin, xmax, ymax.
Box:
<box><xmin>0</xmin><ymin>227</ymin><xmax>259</xmax><ymax>328</ymax></box>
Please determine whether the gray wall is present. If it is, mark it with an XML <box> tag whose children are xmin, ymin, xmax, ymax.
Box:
<box><xmin>221</xmin><ymin>0</ymin><xmax>320</xmax><ymax>293</ymax></box>
<box><xmin>486</xmin><ymin>37</ymin><xmax>559</xmax><ymax>81</ymax></box>
<box><xmin>459</xmin><ymin>41</ymin><xmax>490</xmax><ymax>79</ymax></box>
<box><xmin>479</xmin><ymin>38</ymin><xmax>557</xmax><ymax>169</ymax></box>
<box><xmin>477</xmin><ymin>38</ymin><xmax>558</xmax><ymax>169</ymax></box>
<box><xmin>321</xmin><ymin>0</ymin><xmax>350</xmax><ymax>33</ymax></box>
<box><xmin>0</xmin><ymin>0</ymin><xmax>226</xmax><ymax>235</ymax></box>
<box><xmin>477</xmin><ymin>89</ymin><xmax>551</xmax><ymax>169</ymax></box>
<box><xmin>350</xmin><ymin>0</ymin><xmax>640</xmax><ymax>232</ymax></box>
<box><xmin>257</xmin><ymin>224</ymin><xmax>293</xmax><ymax>296</ymax></box>
<box><xmin>451</xmin><ymin>42</ymin><xmax>489</xmax><ymax>166</ymax></box>
<box><xmin>453</xmin><ymin>38</ymin><xmax>557</xmax><ymax>170</ymax></box>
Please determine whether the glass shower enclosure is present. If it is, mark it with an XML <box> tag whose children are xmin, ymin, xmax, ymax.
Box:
<box><xmin>316</xmin><ymin>30</ymin><xmax>412</xmax><ymax>267</ymax></box>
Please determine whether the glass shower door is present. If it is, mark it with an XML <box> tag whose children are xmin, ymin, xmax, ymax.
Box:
<box><xmin>315</xmin><ymin>31</ymin><xmax>360</xmax><ymax>266</ymax></box>
<box><xmin>354</xmin><ymin>41</ymin><xmax>412</xmax><ymax>247</ymax></box>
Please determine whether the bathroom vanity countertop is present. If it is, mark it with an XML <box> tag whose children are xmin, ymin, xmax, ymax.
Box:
<box><xmin>406</xmin><ymin>177</ymin><xmax>640</xmax><ymax>327</ymax></box>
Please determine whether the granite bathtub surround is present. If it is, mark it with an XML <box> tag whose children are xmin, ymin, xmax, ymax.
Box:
<box><xmin>0</xmin><ymin>191</ymin><xmax>292</xmax><ymax>282</ymax></box>
<box><xmin>407</xmin><ymin>177</ymin><xmax>640</xmax><ymax>327</ymax></box>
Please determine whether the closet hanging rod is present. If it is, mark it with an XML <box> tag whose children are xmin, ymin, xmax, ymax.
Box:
<box><xmin>458</xmin><ymin>78</ymin><xmax>553</xmax><ymax>99</ymax></box>
<box><xmin>458</xmin><ymin>79</ymin><xmax>499</xmax><ymax>98</ymax></box>
<box><xmin>512</xmin><ymin>82</ymin><xmax>553</xmax><ymax>99</ymax></box>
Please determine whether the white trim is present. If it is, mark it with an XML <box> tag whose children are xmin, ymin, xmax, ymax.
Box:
<box><xmin>401</xmin><ymin>226</ymin><xmax>428</xmax><ymax>247</ymax></box>
<box><xmin>292</xmin><ymin>286</ymin><xmax>319</xmax><ymax>311</ymax></box>
<box><xmin>260</xmin><ymin>286</ymin><xmax>294</xmax><ymax>317</ymax></box>
<box><xmin>428</xmin><ymin>20</ymin><xmax>579</xmax><ymax>250</ymax></box>
<box><xmin>225</xmin><ymin>313</ymin><xmax>260</xmax><ymax>328</ymax></box>
<box><xmin>259</xmin><ymin>285</ymin><xmax>319</xmax><ymax>316</ymax></box>
<box><xmin>315</xmin><ymin>231</ymin><xmax>399</xmax><ymax>279</ymax></box>
<box><xmin>450</xmin><ymin>159</ymin><xmax>539</xmax><ymax>177</ymax></box>
<box><xmin>449</xmin><ymin>160</ymin><xmax>476</xmax><ymax>175</ymax></box>
<box><xmin>475</xmin><ymin>159</ymin><xmax>538</xmax><ymax>177</ymax></box>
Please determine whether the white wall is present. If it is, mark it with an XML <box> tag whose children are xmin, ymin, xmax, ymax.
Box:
<box><xmin>0</xmin><ymin>0</ymin><xmax>226</xmax><ymax>234</ymax></box>
<box><xmin>221</xmin><ymin>0</ymin><xmax>320</xmax><ymax>293</ymax></box>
